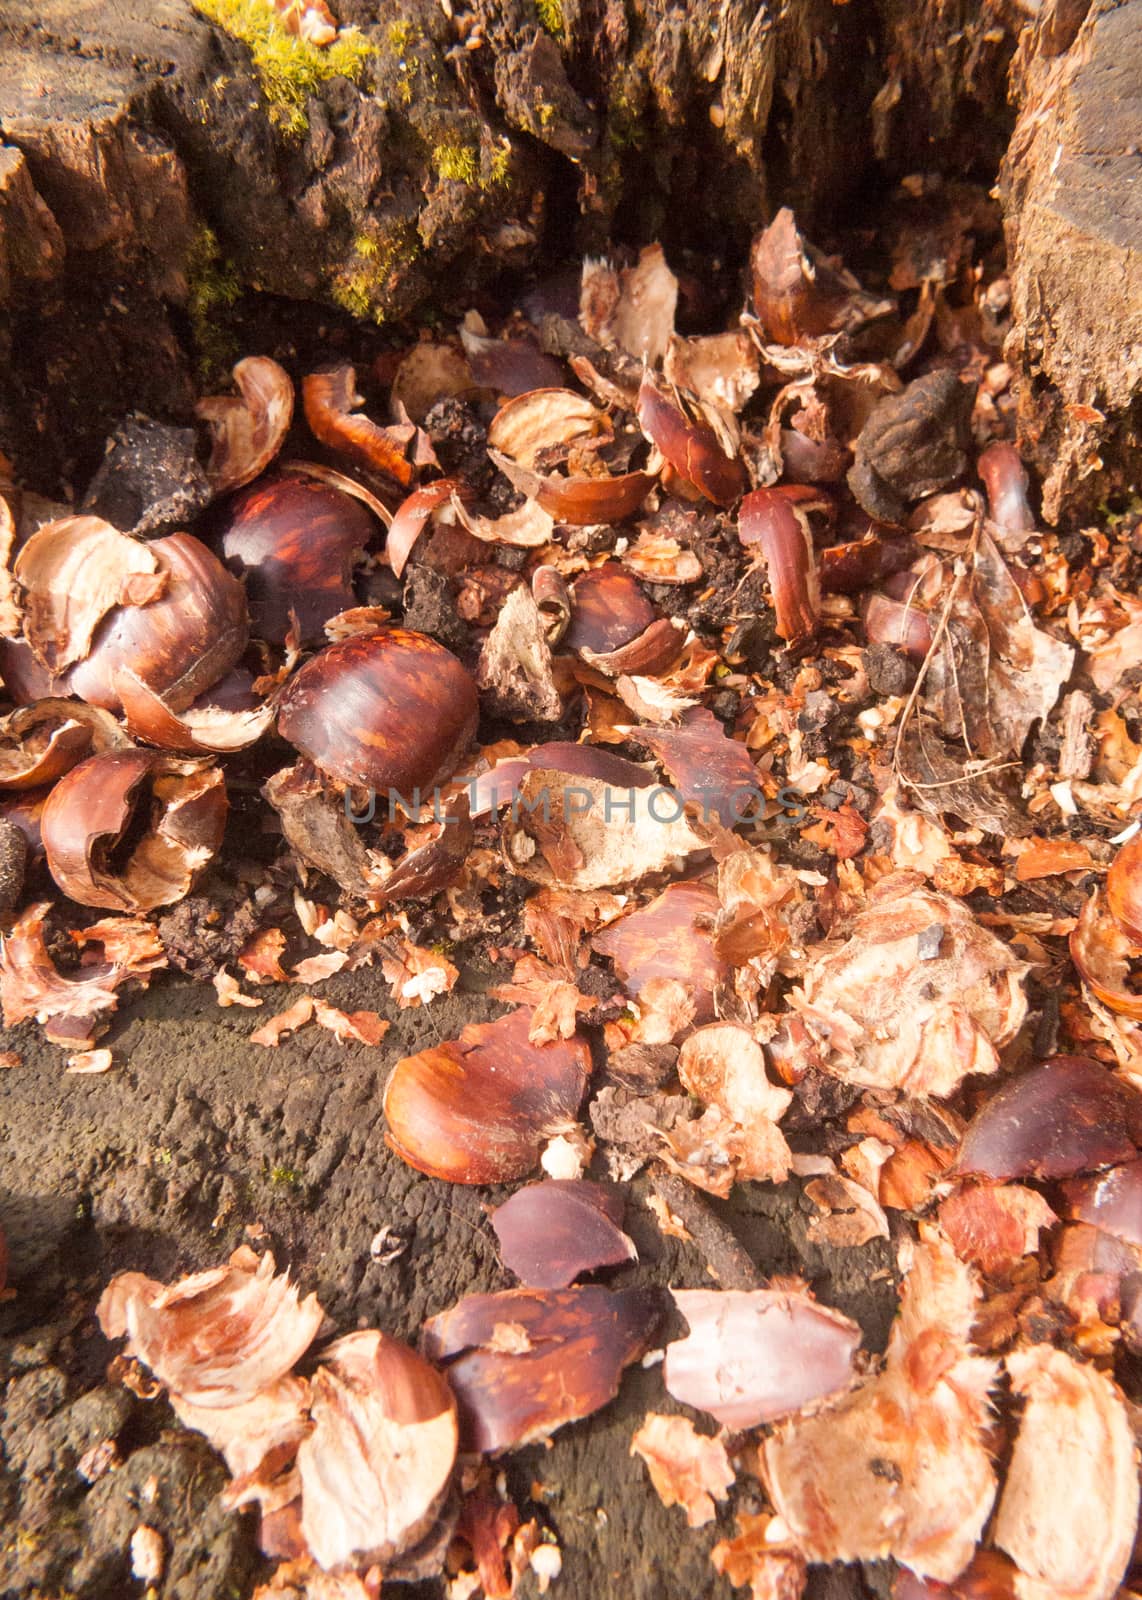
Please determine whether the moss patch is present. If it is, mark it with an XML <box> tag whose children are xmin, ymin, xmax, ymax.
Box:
<box><xmin>536</xmin><ymin>0</ymin><xmax>565</xmax><ymax>36</ymax></box>
<box><xmin>432</xmin><ymin>141</ymin><xmax>480</xmax><ymax>185</ymax></box>
<box><xmin>193</xmin><ymin>0</ymin><xmax>374</xmax><ymax>135</ymax></box>
<box><xmin>331</xmin><ymin>224</ymin><xmax>422</xmax><ymax>324</ymax></box>
<box><xmin>186</xmin><ymin>224</ymin><xmax>242</xmax><ymax>379</ymax></box>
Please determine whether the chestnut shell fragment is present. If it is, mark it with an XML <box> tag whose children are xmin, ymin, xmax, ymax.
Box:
<box><xmin>383</xmin><ymin>1007</ymin><xmax>590</xmax><ymax>1184</ymax></box>
<box><xmin>564</xmin><ymin>565</ymin><xmax>656</xmax><ymax>656</ymax></box>
<box><xmin>421</xmin><ymin>1284</ymin><xmax>666</xmax><ymax>1454</ymax></box>
<box><xmin>951</xmin><ymin>1055</ymin><xmax>1142</xmax><ymax>1182</ymax></box>
<box><xmin>217</xmin><ymin>473</ymin><xmax>378</xmax><ymax>645</ymax></box>
<box><xmin>67</xmin><ymin>534</ymin><xmax>249</xmax><ymax>714</ymax></box>
<box><xmin>593</xmin><ymin>879</ymin><xmax>729</xmax><ymax>1021</ymax></box>
<box><xmin>41</xmin><ymin>749</ymin><xmax>228</xmax><ymax>912</ymax></box>
<box><xmin>1060</xmin><ymin>1158</ymin><xmax>1142</xmax><ymax>1246</ymax></box>
<box><xmin>490</xmin><ymin>1180</ymin><xmax>635</xmax><ymax>1289</ymax></box>
<box><xmin>276</xmin><ymin>628</ymin><xmax>478</xmax><ymax>795</ymax></box>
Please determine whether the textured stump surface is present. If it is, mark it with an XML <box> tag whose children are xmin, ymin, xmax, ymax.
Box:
<box><xmin>1002</xmin><ymin>0</ymin><xmax>1142</xmax><ymax>522</ymax></box>
<box><xmin>0</xmin><ymin>0</ymin><xmax>1026</xmax><ymax>493</ymax></box>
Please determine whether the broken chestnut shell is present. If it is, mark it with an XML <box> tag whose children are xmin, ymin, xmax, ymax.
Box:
<box><xmin>978</xmin><ymin>441</ymin><xmax>1034</xmax><ymax>536</ymax></box>
<box><xmin>951</xmin><ymin>1055</ymin><xmax>1142</xmax><ymax>1182</ymax></box>
<box><xmin>216</xmin><ymin>472</ymin><xmax>379</xmax><ymax>646</ymax></box>
<box><xmin>67</xmin><ymin>534</ymin><xmax>249</xmax><ymax>714</ymax></box>
<box><xmin>41</xmin><ymin>749</ymin><xmax>228</xmax><ymax>912</ymax></box>
<box><xmin>664</xmin><ymin>1286</ymin><xmax>861</xmax><ymax>1428</ymax></box>
<box><xmin>738</xmin><ymin>488</ymin><xmax>820</xmax><ymax>647</ymax></box>
<box><xmin>302</xmin><ymin>364</ymin><xmax>415</xmax><ymax>488</ymax></box>
<box><xmin>1060</xmin><ymin>1158</ymin><xmax>1142</xmax><ymax>1247</ymax></box>
<box><xmin>276</xmin><ymin>628</ymin><xmax>478</xmax><ymax>795</ymax></box>
<box><xmin>863</xmin><ymin>591</ymin><xmax>933</xmax><ymax>662</ymax></box>
<box><xmin>383</xmin><ymin>1007</ymin><xmax>590</xmax><ymax>1184</ymax></box>
<box><xmin>0</xmin><ymin>699</ymin><xmax>128</xmax><ymax>790</ymax></box>
<box><xmin>196</xmin><ymin>356</ymin><xmax>294</xmax><ymax>495</ymax></box>
<box><xmin>1106</xmin><ymin>833</ymin><xmax>1142</xmax><ymax>945</ymax></box>
<box><xmin>637</xmin><ymin>373</ymin><xmax>747</xmax><ymax>508</ymax></box>
<box><xmin>490</xmin><ymin>1180</ymin><xmax>636</xmax><ymax>1289</ymax></box>
<box><xmin>593</xmin><ymin>879</ymin><xmax>729</xmax><ymax>1022</ymax></box>
<box><xmin>421</xmin><ymin>1284</ymin><xmax>665</xmax><ymax>1454</ymax></box>
<box><xmin>564</xmin><ymin>565</ymin><xmax>656</xmax><ymax>656</ymax></box>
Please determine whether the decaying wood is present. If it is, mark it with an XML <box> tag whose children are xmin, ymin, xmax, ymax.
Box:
<box><xmin>1001</xmin><ymin>0</ymin><xmax>1142</xmax><ymax>524</ymax></box>
<box><xmin>0</xmin><ymin>0</ymin><xmax>1134</xmax><ymax>517</ymax></box>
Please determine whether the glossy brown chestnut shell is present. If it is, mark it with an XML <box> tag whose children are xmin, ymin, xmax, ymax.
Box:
<box><xmin>41</xmin><ymin>749</ymin><xmax>228</xmax><ymax>911</ymax></box>
<box><xmin>564</xmin><ymin>566</ymin><xmax>656</xmax><ymax>656</ymax></box>
<box><xmin>66</xmin><ymin>534</ymin><xmax>248</xmax><ymax>713</ymax></box>
<box><xmin>217</xmin><ymin>473</ymin><xmax>379</xmax><ymax>645</ymax></box>
<box><xmin>276</xmin><ymin>628</ymin><xmax>479</xmax><ymax>794</ymax></box>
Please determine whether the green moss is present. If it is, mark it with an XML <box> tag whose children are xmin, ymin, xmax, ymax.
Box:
<box><xmin>486</xmin><ymin>138</ymin><xmax>512</xmax><ymax>187</ymax></box>
<box><xmin>536</xmin><ymin>0</ymin><xmax>564</xmax><ymax>36</ymax></box>
<box><xmin>269</xmin><ymin>1164</ymin><xmax>305</xmax><ymax>1188</ymax></box>
<box><xmin>383</xmin><ymin>17</ymin><xmax>422</xmax><ymax>104</ymax></box>
<box><xmin>331</xmin><ymin>271</ymin><xmax>376</xmax><ymax>320</ymax></box>
<box><xmin>606</xmin><ymin>68</ymin><xmax>648</xmax><ymax>152</ymax></box>
<box><xmin>386</xmin><ymin>18</ymin><xmax>417</xmax><ymax>54</ymax></box>
<box><xmin>186</xmin><ymin>223</ymin><xmax>242</xmax><ymax>379</ymax></box>
<box><xmin>192</xmin><ymin>0</ymin><xmax>374</xmax><ymax>135</ymax></box>
<box><xmin>432</xmin><ymin>140</ymin><xmax>480</xmax><ymax>185</ymax></box>
<box><xmin>331</xmin><ymin>223</ymin><xmax>421</xmax><ymax>323</ymax></box>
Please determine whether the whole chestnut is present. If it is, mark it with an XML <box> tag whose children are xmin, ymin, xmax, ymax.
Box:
<box><xmin>276</xmin><ymin>628</ymin><xmax>479</xmax><ymax>795</ymax></box>
<box><xmin>67</xmin><ymin>534</ymin><xmax>248</xmax><ymax>713</ymax></box>
<box><xmin>217</xmin><ymin>472</ymin><xmax>380</xmax><ymax>645</ymax></box>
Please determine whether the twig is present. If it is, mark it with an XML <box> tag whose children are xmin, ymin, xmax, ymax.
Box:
<box><xmin>649</xmin><ymin>1168</ymin><xmax>763</xmax><ymax>1291</ymax></box>
<box><xmin>892</xmin><ymin>519</ymin><xmax>982</xmax><ymax>788</ymax></box>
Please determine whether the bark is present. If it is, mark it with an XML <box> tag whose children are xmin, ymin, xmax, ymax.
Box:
<box><xmin>1</xmin><ymin>0</ymin><xmax>1125</xmax><ymax>524</ymax></box>
<box><xmin>1001</xmin><ymin>0</ymin><xmax>1142</xmax><ymax>524</ymax></box>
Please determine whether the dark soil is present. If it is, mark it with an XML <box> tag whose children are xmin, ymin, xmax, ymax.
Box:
<box><xmin>0</xmin><ymin>943</ymin><xmax>897</xmax><ymax>1599</ymax></box>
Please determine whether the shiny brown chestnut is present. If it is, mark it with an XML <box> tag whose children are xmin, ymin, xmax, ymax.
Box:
<box><xmin>67</xmin><ymin>534</ymin><xmax>249</xmax><ymax>714</ymax></box>
<box><xmin>978</xmin><ymin>441</ymin><xmax>1034</xmax><ymax>536</ymax></box>
<box><xmin>217</xmin><ymin>472</ymin><xmax>379</xmax><ymax>645</ymax></box>
<box><xmin>276</xmin><ymin>628</ymin><xmax>479</xmax><ymax>795</ymax></box>
<box><xmin>41</xmin><ymin>749</ymin><xmax>228</xmax><ymax>912</ymax></box>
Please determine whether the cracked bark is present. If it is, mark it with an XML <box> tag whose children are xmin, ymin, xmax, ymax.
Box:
<box><xmin>0</xmin><ymin>0</ymin><xmax>1134</xmax><ymax>522</ymax></box>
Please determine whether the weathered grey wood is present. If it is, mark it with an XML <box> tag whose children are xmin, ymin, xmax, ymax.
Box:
<box><xmin>1001</xmin><ymin>0</ymin><xmax>1142</xmax><ymax>523</ymax></box>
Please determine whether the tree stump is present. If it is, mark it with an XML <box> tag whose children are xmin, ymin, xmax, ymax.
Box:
<box><xmin>1</xmin><ymin>0</ymin><xmax>1133</xmax><ymax>521</ymax></box>
<box><xmin>1001</xmin><ymin>0</ymin><xmax>1142</xmax><ymax>524</ymax></box>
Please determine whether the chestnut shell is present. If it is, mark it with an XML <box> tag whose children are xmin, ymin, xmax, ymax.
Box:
<box><xmin>217</xmin><ymin>474</ymin><xmax>378</xmax><ymax>645</ymax></box>
<box><xmin>565</xmin><ymin>566</ymin><xmax>655</xmax><ymax>656</ymax></box>
<box><xmin>276</xmin><ymin>628</ymin><xmax>479</xmax><ymax>794</ymax></box>
<box><xmin>67</xmin><ymin>534</ymin><xmax>248</xmax><ymax>713</ymax></box>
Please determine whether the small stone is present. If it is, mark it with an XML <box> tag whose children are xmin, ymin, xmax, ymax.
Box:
<box><xmin>863</xmin><ymin>642</ymin><xmax>917</xmax><ymax>697</ymax></box>
<box><xmin>83</xmin><ymin>416</ymin><xmax>211</xmax><ymax>538</ymax></box>
<box><xmin>848</xmin><ymin>369</ymin><xmax>976</xmax><ymax>522</ymax></box>
<box><xmin>129</xmin><ymin>1524</ymin><xmax>164</xmax><ymax>1584</ymax></box>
